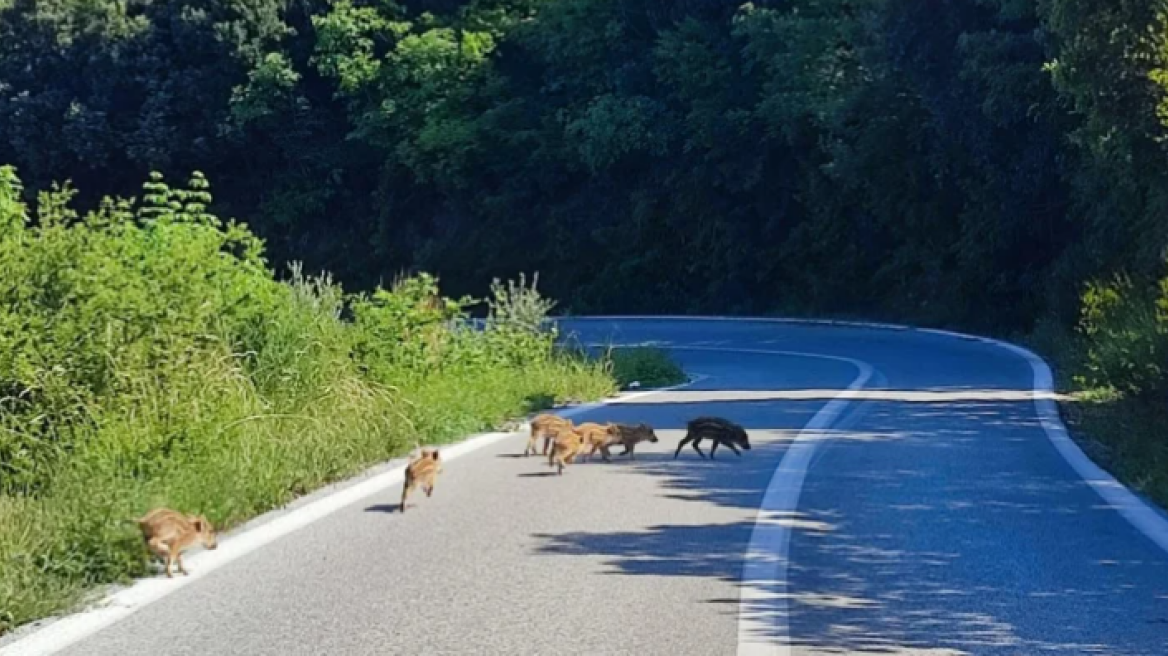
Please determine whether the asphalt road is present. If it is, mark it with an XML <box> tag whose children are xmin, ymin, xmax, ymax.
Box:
<box><xmin>19</xmin><ymin>319</ymin><xmax>1168</xmax><ymax>654</ymax></box>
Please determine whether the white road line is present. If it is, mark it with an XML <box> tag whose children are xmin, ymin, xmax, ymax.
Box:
<box><xmin>596</xmin><ymin>339</ymin><xmax>877</xmax><ymax>652</ymax></box>
<box><xmin>557</xmin><ymin>315</ymin><xmax>913</xmax><ymax>332</ymax></box>
<box><xmin>571</xmin><ymin>316</ymin><xmax>1168</xmax><ymax>646</ymax></box>
<box><xmin>0</xmin><ymin>380</ymin><xmax>695</xmax><ymax>656</ymax></box>
<box><xmin>572</xmin><ymin>317</ymin><xmax>1168</xmax><ymax>560</ymax></box>
<box><xmin>916</xmin><ymin>327</ymin><xmax>1168</xmax><ymax>554</ymax></box>
<box><xmin>730</xmin><ymin>353</ymin><xmax>874</xmax><ymax>655</ymax></box>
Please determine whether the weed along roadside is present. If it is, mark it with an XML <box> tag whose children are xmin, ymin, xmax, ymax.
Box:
<box><xmin>606</xmin><ymin>346</ymin><xmax>688</xmax><ymax>389</ymax></box>
<box><xmin>0</xmin><ymin>169</ymin><xmax>618</xmax><ymax>636</ymax></box>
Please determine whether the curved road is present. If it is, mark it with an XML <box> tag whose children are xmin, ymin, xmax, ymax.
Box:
<box><xmin>6</xmin><ymin>319</ymin><xmax>1168</xmax><ymax>655</ymax></box>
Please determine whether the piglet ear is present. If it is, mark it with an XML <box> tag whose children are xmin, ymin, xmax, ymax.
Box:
<box><xmin>431</xmin><ymin>450</ymin><xmax>440</xmax><ymax>461</ymax></box>
<box><xmin>193</xmin><ymin>519</ymin><xmax>205</xmax><ymax>532</ymax></box>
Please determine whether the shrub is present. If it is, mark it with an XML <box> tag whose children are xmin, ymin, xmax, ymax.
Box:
<box><xmin>0</xmin><ymin>167</ymin><xmax>614</xmax><ymax>634</ymax></box>
<box><xmin>1076</xmin><ymin>273</ymin><xmax>1168</xmax><ymax>398</ymax></box>
<box><xmin>605</xmin><ymin>347</ymin><xmax>687</xmax><ymax>389</ymax></box>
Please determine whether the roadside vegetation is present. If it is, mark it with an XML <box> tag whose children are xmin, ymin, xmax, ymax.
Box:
<box><xmin>1030</xmin><ymin>279</ymin><xmax>1168</xmax><ymax>512</ymax></box>
<box><xmin>605</xmin><ymin>347</ymin><xmax>687</xmax><ymax>390</ymax></box>
<box><xmin>0</xmin><ymin>168</ymin><xmax>615</xmax><ymax>634</ymax></box>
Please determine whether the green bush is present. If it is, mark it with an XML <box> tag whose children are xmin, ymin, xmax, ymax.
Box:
<box><xmin>0</xmin><ymin>167</ymin><xmax>615</xmax><ymax>634</ymax></box>
<box><xmin>1054</xmin><ymin>275</ymin><xmax>1168</xmax><ymax>513</ymax></box>
<box><xmin>604</xmin><ymin>347</ymin><xmax>687</xmax><ymax>389</ymax></box>
<box><xmin>1076</xmin><ymin>273</ymin><xmax>1168</xmax><ymax>398</ymax></box>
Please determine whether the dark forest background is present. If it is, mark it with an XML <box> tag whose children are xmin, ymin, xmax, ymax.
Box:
<box><xmin>2</xmin><ymin>0</ymin><xmax>1167</xmax><ymax>336</ymax></box>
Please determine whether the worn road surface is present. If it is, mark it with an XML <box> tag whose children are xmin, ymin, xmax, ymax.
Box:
<box><xmin>15</xmin><ymin>319</ymin><xmax>1168</xmax><ymax>654</ymax></box>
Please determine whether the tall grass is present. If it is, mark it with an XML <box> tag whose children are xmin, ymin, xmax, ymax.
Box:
<box><xmin>0</xmin><ymin>166</ymin><xmax>615</xmax><ymax>634</ymax></box>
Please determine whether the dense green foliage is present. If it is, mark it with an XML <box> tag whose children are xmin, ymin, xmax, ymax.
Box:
<box><xmin>2</xmin><ymin>0</ymin><xmax>1165</xmax><ymax>335</ymax></box>
<box><xmin>0</xmin><ymin>167</ymin><xmax>613</xmax><ymax>633</ymax></box>
<box><xmin>1036</xmin><ymin>270</ymin><xmax>1168</xmax><ymax>517</ymax></box>
<box><xmin>1075</xmin><ymin>275</ymin><xmax>1167</xmax><ymax>399</ymax></box>
<box><xmin>606</xmin><ymin>347</ymin><xmax>687</xmax><ymax>389</ymax></box>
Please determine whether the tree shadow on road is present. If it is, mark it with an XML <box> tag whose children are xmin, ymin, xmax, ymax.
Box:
<box><xmin>530</xmin><ymin>395</ymin><xmax>1168</xmax><ymax>655</ymax></box>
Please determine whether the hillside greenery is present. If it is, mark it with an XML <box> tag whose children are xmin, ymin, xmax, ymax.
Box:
<box><xmin>2</xmin><ymin>0</ymin><xmax>1167</xmax><ymax>336</ymax></box>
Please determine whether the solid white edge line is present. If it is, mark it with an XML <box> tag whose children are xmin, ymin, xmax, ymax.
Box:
<box><xmin>591</xmin><ymin>338</ymin><xmax>877</xmax><ymax>652</ymax></box>
<box><xmin>554</xmin><ymin>315</ymin><xmax>913</xmax><ymax>332</ymax></box>
<box><xmin>569</xmin><ymin>316</ymin><xmax>1168</xmax><ymax>557</ymax></box>
<box><xmin>731</xmin><ymin>355</ymin><xmax>875</xmax><ymax>656</ymax></box>
<box><xmin>0</xmin><ymin>379</ymin><xmax>696</xmax><ymax>656</ymax></box>
<box><xmin>917</xmin><ymin>328</ymin><xmax>1168</xmax><ymax>554</ymax></box>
